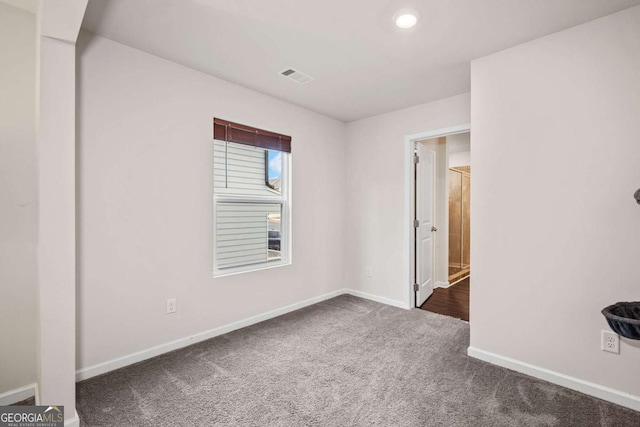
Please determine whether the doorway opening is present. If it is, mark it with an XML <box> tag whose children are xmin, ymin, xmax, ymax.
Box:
<box><xmin>448</xmin><ymin>167</ymin><xmax>470</xmax><ymax>284</ymax></box>
<box><xmin>410</xmin><ymin>129</ymin><xmax>471</xmax><ymax>322</ymax></box>
<box><xmin>447</xmin><ymin>133</ymin><xmax>471</xmax><ymax>286</ymax></box>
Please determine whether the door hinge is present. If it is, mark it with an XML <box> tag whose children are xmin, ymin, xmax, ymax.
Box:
<box><xmin>414</xmin><ymin>153</ymin><xmax>420</xmax><ymax>164</ymax></box>
<box><xmin>414</xmin><ymin>219</ymin><xmax>419</xmax><ymax>228</ymax></box>
<box><xmin>414</xmin><ymin>283</ymin><xmax>419</xmax><ymax>292</ymax></box>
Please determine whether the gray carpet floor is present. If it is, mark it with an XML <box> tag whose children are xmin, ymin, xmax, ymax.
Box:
<box><xmin>76</xmin><ymin>295</ymin><xmax>640</xmax><ymax>426</ymax></box>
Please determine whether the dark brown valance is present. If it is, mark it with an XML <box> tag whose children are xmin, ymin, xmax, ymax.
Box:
<box><xmin>213</xmin><ymin>118</ymin><xmax>291</xmax><ymax>153</ymax></box>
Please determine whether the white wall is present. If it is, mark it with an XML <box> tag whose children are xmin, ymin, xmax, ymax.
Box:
<box><xmin>76</xmin><ymin>32</ymin><xmax>346</xmax><ymax>370</ymax></box>
<box><xmin>446</xmin><ymin>132</ymin><xmax>470</xmax><ymax>154</ymax></box>
<box><xmin>448</xmin><ymin>152</ymin><xmax>470</xmax><ymax>168</ymax></box>
<box><xmin>0</xmin><ymin>3</ymin><xmax>37</xmax><ymax>395</ymax></box>
<box><xmin>345</xmin><ymin>94</ymin><xmax>470</xmax><ymax>305</ymax></box>
<box><xmin>471</xmin><ymin>5</ymin><xmax>640</xmax><ymax>399</ymax></box>
<box><xmin>447</xmin><ymin>132</ymin><xmax>471</xmax><ymax>168</ymax></box>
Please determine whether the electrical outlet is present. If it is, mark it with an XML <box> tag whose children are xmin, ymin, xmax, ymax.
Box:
<box><xmin>166</xmin><ymin>298</ymin><xmax>177</xmax><ymax>314</ymax></box>
<box><xmin>366</xmin><ymin>266</ymin><xmax>373</xmax><ymax>277</ymax></box>
<box><xmin>601</xmin><ymin>330</ymin><xmax>619</xmax><ymax>354</ymax></box>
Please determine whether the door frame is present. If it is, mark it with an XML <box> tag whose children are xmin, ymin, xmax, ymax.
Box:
<box><xmin>404</xmin><ymin>123</ymin><xmax>471</xmax><ymax>309</ymax></box>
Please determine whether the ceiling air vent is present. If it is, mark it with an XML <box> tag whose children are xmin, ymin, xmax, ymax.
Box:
<box><xmin>280</xmin><ymin>68</ymin><xmax>313</xmax><ymax>85</ymax></box>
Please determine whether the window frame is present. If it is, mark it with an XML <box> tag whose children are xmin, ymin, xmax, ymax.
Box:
<box><xmin>212</xmin><ymin>146</ymin><xmax>291</xmax><ymax>277</ymax></box>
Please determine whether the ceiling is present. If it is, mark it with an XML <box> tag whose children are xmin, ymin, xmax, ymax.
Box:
<box><xmin>82</xmin><ymin>0</ymin><xmax>640</xmax><ymax>122</ymax></box>
<box><xmin>0</xmin><ymin>0</ymin><xmax>38</xmax><ymax>13</ymax></box>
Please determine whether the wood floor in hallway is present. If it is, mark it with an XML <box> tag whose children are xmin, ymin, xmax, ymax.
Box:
<box><xmin>419</xmin><ymin>278</ymin><xmax>469</xmax><ymax>322</ymax></box>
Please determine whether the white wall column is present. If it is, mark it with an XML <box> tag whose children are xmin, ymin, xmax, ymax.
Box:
<box><xmin>37</xmin><ymin>1</ymin><xmax>87</xmax><ymax>424</ymax></box>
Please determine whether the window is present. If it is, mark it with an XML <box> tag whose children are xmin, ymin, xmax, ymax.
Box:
<box><xmin>212</xmin><ymin>118</ymin><xmax>291</xmax><ymax>276</ymax></box>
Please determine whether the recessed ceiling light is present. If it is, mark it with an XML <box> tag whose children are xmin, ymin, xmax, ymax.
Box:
<box><xmin>395</xmin><ymin>13</ymin><xmax>418</xmax><ymax>29</ymax></box>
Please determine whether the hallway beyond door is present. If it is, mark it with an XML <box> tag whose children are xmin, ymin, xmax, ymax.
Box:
<box><xmin>419</xmin><ymin>278</ymin><xmax>469</xmax><ymax>322</ymax></box>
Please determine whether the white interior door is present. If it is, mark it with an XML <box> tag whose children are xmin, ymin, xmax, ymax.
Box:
<box><xmin>415</xmin><ymin>143</ymin><xmax>436</xmax><ymax>306</ymax></box>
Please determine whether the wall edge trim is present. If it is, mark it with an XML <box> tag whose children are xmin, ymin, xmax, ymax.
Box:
<box><xmin>467</xmin><ymin>346</ymin><xmax>640</xmax><ymax>412</ymax></box>
<box><xmin>343</xmin><ymin>289</ymin><xmax>409</xmax><ymax>309</ymax></box>
<box><xmin>64</xmin><ymin>411</ymin><xmax>80</xmax><ymax>427</ymax></box>
<box><xmin>76</xmin><ymin>288</ymin><xmax>407</xmax><ymax>382</ymax></box>
<box><xmin>0</xmin><ymin>383</ymin><xmax>37</xmax><ymax>406</ymax></box>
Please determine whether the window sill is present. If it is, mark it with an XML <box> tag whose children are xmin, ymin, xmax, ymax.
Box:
<box><xmin>213</xmin><ymin>259</ymin><xmax>291</xmax><ymax>278</ymax></box>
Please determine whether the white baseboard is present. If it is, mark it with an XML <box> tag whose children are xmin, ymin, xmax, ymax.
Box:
<box><xmin>342</xmin><ymin>289</ymin><xmax>409</xmax><ymax>309</ymax></box>
<box><xmin>435</xmin><ymin>281</ymin><xmax>451</xmax><ymax>289</ymax></box>
<box><xmin>65</xmin><ymin>411</ymin><xmax>80</xmax><ymax>427</ymax></box>
<box><xmin>76</xmin><ymin>289</ymin><xmax>346</xmax><ymax>381</ymax></box>
<box><xmin>0</xmin><ymin>383</ymin><xmax>37</xmax><ymax>406</ymax></box>
<box><xmin>467</xmin><ymin>346</ymin><xmax>640</xmax><ymax>412</ymax></box>
<box><xmin>77</xmin><ymin>288</ymin><xmax>408</xmax><ymax>382</ymax></box>
<box><xmin>76</xmin><ymin>289</ymin><xmax>356</xmax><ymax>381</ymax></box>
